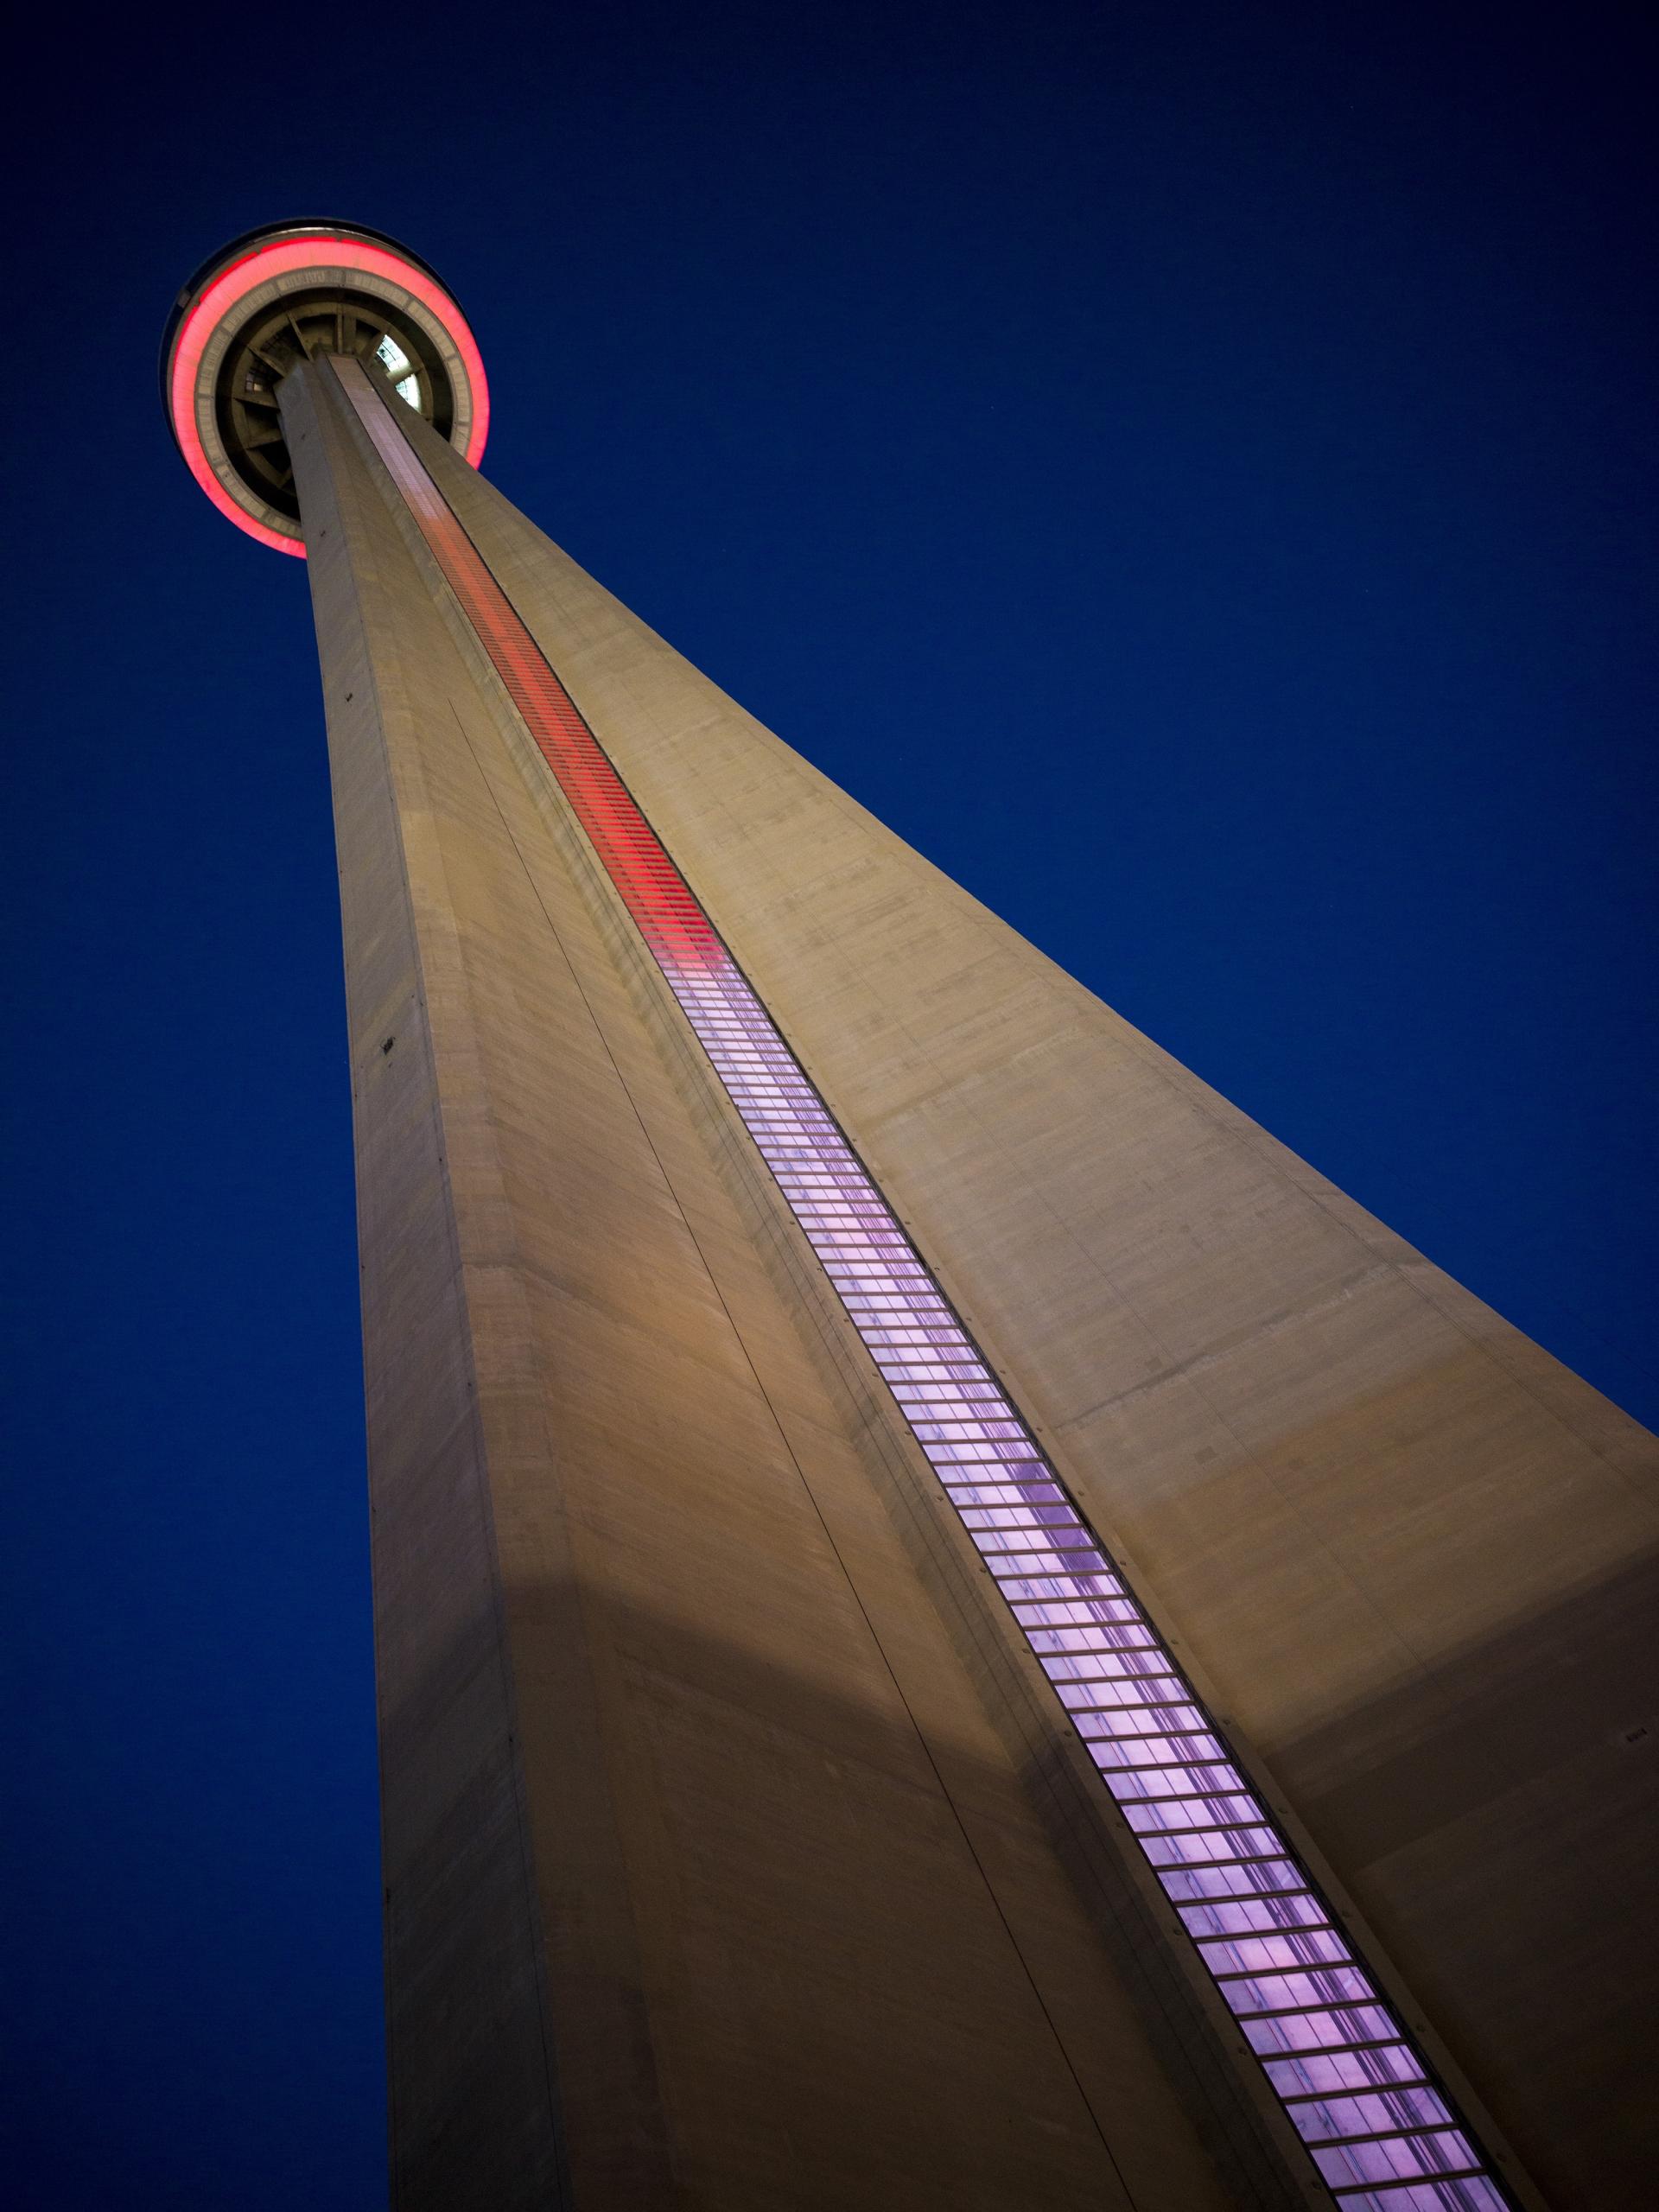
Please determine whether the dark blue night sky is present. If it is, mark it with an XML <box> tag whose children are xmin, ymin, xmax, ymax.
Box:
<box><xmin>4</xmin><ymin>5</ymin><xmax>1654</xmax><ymax>2204</ymax></box>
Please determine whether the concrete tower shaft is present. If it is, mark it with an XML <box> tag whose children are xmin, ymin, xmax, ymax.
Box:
<box><xmin>162</xmin><ymin>226</ymin><xmax>1659</xmax><ymax>2212</ymax></box>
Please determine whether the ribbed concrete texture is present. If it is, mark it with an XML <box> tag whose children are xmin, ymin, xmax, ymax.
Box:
<box><xmin>283</xmin><ymin>357</ymin><xmax>1654</xmax><ymax>2212</ymax></box>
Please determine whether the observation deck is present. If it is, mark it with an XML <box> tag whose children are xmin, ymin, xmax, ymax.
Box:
<box><xmin>160</xmin><ymin>220</ymin><xmax>488</xmax><ymax>554</ymax></box>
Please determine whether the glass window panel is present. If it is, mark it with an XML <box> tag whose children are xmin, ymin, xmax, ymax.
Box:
<box><xmin>1268</xmin><ymin>2048</ymin><xmax>1427</xmax><ymax>2099</ymax></box>
<box><xmin>995</xmin><ymin>1572</ymin><xmax>1122</xmax><ymax>1600</ymax></box>
<box><xmin>950</xmin><ymin>1486</ymin><xmax>1071</xmax><ymax>1509</ymax></box>
<box><xmin>1219</xmin><ymin>1965</ymin><xmax>1377</xmax><ymax>2014</ymax></box>
<box><xmin>1119</xmin><ymin>1796</ymin><xmax>1268</xmax><ymax>1834</ymax></box>
<box><xmin>1196</xmin><ymin>1929</ymin><xmax>1353</xmax><ymax>1975</ymax></box>
<box><xmin>1329</xmin><ymin>2183</ymin><xmax>1508</xmax><ymax>2212</ymax></box>
<box><xmin>1159</xmin><ymin>1863</ymin><xmax>1310</xmax><ymax>1904</ymax></box>
<box><xmin>1098</xmin><ymin>1763</ymin><xmax>1248</xmax><ymax>1800</ymax></box>
<box><xmin>1056</xmin><ymin>1682</ymin><xmax>1195</xmax><ymax>1718</ymax></box>
<box><xmin>970</xmin><ymin>1518</ymin><xmax>1097</xmax><ymax>1543</ymax></box>
<box><xmin>1312</xmin><ymin>2131</ymin><xmax>1478</xmax><ymax>2186</ymax></box>
<box><xmin>1142</xmin><ymin>1833</ymin><xmax>1290</xmax><ymax>1871</ymax></box>
<box><xmin>1011</xmin><ymin>1600</ymin><xmax>1154</xmax><ymax>1631</ymax></box>
<box><xmin>1288</xmin><ymin>2086</ymin><xmax>1452</xmax><ymax>2143</ymax></box>
<box><xmin>992</xmin><ymin>1560</ymin><xmax>1114</xmax><ymax>1586</ymax></box>
<box><xmin>1096</xmin><ymin>1732</ymin><xmax>1229</xmax><ymax>1768</ymax></box>
<box><xmin>1178</xmin><ymin>1894</ymin><xmax>1332</xmax><ymax>1938</ymax></box>
<box><xmin>1243</xmin><ymin>2006</ymin><xmax>1398</xmax><ymax>2056</ymax></box>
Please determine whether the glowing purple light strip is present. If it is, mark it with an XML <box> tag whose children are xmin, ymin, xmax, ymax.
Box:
<box><xmin>652</xmin><ymin>971</ymin><xmax>1502</xmax><ymax>2212</ymax></box>
<box><xmin>339</xmin><ymin>355</ymin><xmax>1515</xmax><ymax>2211</ymax></box>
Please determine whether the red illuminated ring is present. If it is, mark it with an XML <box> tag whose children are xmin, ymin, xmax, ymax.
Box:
<box><xmin>165</xmin><ymin>234</ymin><xmax>489</xmax><ymax>556</ymax></box>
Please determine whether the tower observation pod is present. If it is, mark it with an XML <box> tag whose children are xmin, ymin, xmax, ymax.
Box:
<box><xmin>162</xmin><ymin>220</ymin><xmax>488</xmax><ymax>554</ymax></box>
<box><xmin>162</xmin><ymin>222</ymin><xmax>1655</xmax><ymax>2212</ymax></box>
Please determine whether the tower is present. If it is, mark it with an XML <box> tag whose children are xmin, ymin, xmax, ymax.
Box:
<box><xmin>162</xmin><ymin>220</ymin><xmax>1655</xmax><ymax>2211</ymax></box>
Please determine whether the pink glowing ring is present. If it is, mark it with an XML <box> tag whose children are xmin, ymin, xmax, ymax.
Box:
<box><xmin>164</xmin><ymin>231</ymin><xmax>489</xmax><ymax>556</ymax></box>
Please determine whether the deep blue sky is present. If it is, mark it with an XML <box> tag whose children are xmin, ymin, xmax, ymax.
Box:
<box><xmin>3</xmin><ymin>4</ymin><xmax>1655</xmax><ymax>2204</ymax></box>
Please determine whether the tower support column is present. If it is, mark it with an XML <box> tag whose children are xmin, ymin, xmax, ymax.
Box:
<box><xmin>162</xmin><ymin>219</ymin><xmax>1656</xmax><ymax>2212</ymax></box>
<box><xmin>281</xmin><ymin>356</ymin><xmax>1303</xmax><ymax>2209</ymax></box>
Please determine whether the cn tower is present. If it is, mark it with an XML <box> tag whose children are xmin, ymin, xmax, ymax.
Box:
<box><xmin>162</xmin><ymin>219</ymin><xmax>1654</xmax><ymax>2212</ymax></box>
